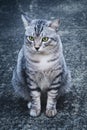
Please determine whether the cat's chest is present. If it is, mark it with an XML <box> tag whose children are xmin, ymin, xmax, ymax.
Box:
<box><xmin>33</xmin><ymin>55</ymin><xmax>54</xmax><ymax>71</ymax></box>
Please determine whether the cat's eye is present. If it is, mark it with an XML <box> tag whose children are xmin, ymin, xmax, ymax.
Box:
<box><xmin>42</xmin><ymin>37</ymin><xmax>49</xmax><ymax>42</ymax></box>
<box><xmin>28</xmin><ymin>36</ymin><xmax>34</xmax><ymax>41</ymax></box>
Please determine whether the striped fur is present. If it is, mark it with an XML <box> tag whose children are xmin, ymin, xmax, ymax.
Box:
<box><xmin>12</xmin><ymin>15</ymin><xmax>71</xmax><ymax>117</ymax></box>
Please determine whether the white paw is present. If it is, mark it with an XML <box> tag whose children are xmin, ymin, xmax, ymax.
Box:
<box><xmin>29</xmin><ymin>108</ymin><xmax>41</xmax><ymax>117</ymax></box>
<box><xmin>46</xmin><ymin>109</ymin><xmax>57</xmax><ymax>117</ymax></box>
<box><xmin>27</xmin><ymin>102</ymin><xmax>32</xmax><ymax>109</ymax></box>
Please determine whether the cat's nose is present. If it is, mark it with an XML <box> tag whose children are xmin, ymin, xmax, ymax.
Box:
<box><xmin>35</xmin><ymin>47</ymin><xmax>40</xmax><ymax>51</ymax></box>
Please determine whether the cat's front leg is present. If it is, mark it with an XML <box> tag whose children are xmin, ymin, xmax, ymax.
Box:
<box><xmin>46</xmin><ymin>71</ymin><xmax>62</xmax><ymax>117</ymax></box>
<box><xmin>46</xmin><ymin>88</ymin><xmax>58</xmax><ymax>117</ymax></box>
<box><xmin>28</xmin><ymin>89</ymin><xmax>41</xmax><ymax>117</ymax></box>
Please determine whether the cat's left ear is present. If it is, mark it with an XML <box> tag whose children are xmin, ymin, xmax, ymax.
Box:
<box><xmin>21</xmin><ymin>14</ymin><xmax>31</xmax><ymax>29</ymax></box>
<box><xmin>49</xmin><ymin>19</ymin><xmax>60</xmax><ymax>30</ymax></box>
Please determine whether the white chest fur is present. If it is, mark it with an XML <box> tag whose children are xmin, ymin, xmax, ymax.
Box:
<box><xmin>39</xmin><ymin>56</ymin><xmax>51</xmax><ymax>69</ymax></box>
<box><xmin>32</xmin><ymin>54</ymin><xmax>54</xmax><ymax>71</ymax></box>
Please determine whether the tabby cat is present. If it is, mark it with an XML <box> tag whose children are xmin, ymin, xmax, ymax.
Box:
<box><xmin>12</xmin><ymin>14</ymin><xmax>71</xmax><ymax>117</ymax></box>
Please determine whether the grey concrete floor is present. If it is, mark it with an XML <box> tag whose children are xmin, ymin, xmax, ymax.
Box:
<box><xmin>0</xmin><ymin>0</ymin><xmax>87</xmax><ymax>130</ymax></box>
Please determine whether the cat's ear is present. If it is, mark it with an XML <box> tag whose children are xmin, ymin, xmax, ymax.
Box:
<box><xmin>49</xmin><ymin>19</ymin><xmax>60</xmax><ymax>30</ymax></box>
<box><xmin>21</xmin><ymin>14</ymin><xmax>31</xmax><ymax>29</ymax></box>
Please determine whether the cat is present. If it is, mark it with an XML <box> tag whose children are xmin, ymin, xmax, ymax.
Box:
<box><xmin>12</xmin><ymin>14</ymin><xmax>71</xmax><ymax>117</ymax></box>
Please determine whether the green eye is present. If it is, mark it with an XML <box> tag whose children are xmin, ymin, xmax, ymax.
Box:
<box><xmin>42</xmin><ymin>37</ymin><xmax>49</xmax><ymax>42</ymax></box>
<box><xmin>28</xmin><ymin>36</ymin><xmax>34</xmax><ymax>41</ymax></box>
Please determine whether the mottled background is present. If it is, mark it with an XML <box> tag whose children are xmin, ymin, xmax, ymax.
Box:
<box><xmin>0</xmin><ymin>0</ymin><xmax>87</xmax><ymax>130</ymax></box>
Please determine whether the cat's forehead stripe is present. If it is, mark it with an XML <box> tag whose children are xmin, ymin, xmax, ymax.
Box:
<box><xmin>34</xmin><ymin>20</ymin><xmax>46</xmax><ymax>36</ymax></box>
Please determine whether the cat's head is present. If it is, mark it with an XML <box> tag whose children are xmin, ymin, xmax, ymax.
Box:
<box><xmin>21</xmin><ymin>14</ymin><xmax>60</xmax><ymax>54</ymax></box>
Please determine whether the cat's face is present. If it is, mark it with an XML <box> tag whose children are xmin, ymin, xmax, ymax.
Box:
<box><xmin>22</xmin><ymin>15</ymin><xmax>60</xmax><ymax>54</ymax></box>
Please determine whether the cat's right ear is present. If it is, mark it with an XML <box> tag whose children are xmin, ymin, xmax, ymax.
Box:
<box><xmin>48</xmin><ymin>19</ymin><xmax>60</xmax><ymax>30</ymax></box>
<box><xmin>21</xmin><ymin>14</ymin><xmax>31</xmax><ymax>29</ymax></box>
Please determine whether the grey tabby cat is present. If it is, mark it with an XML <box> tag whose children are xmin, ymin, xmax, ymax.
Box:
<box><xmin>12</xmin><ymin>14</ymin><xmax>71</xmax><ymax>117</ymax></box>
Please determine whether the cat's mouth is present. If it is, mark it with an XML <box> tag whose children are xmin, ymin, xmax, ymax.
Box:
<box><xmin>35</xmin><ymin>50</ymin><xmax>45</xmax><ymax>55</ymax></box>
<box><xmin>33</xmin><ymin>48</ymin><xmax>46</xmax><ymax>55</ymax></box>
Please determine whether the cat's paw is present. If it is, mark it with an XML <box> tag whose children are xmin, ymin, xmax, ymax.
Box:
<box><xmin>27</xmin><ymin>102</ymin><xmax>41</xmax><ymax>117</ymax></box>
<box><xmin>29</xmin><ymin>108</ymin><xmax>41</xmax><ymax>117</ymax></box>
<box><xmin>27</xmin><ymin>102</ymin><xmax>32</xmax><ymax>109</ymax></box>
<box><xmin>45</xmin><ymin>109</ymin><xmax>57</xmax><ymax>117</ymax></box>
